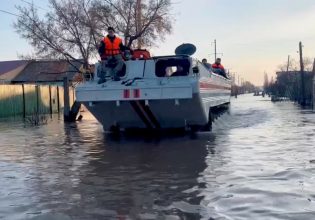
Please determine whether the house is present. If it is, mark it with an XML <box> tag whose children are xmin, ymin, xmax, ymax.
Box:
<box><xmin>0</xmin><ymin>60</ymin><xmax>29</xmax><ymax>83</ymax></box>
<box><xmin>0</xmin><ymin>59</ymin><xmax>82</xmax><ymax>85</ymax></box>
<box><xmin>11</xmin><ymin>60</ymin><xmax>82</xmax><ymax>84</ymax></box>
<box><xmin>0</xmin><ymin>59</ymin><xmax>83</xmax><ymax>118</ymax></box>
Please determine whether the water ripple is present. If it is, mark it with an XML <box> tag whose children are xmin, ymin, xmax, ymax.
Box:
<box><xmin>0</xmin><ymin>95</ymin><xmax>315</xmax><ymax>219</ymax></box>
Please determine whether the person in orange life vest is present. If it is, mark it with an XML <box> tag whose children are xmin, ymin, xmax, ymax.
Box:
<box><xmin>212</xmin><ymin>58</ymin><xmax>226</xmax><ymax>77</ymax></box>
<box><xmin>97</xmin><ymin>27</ymin><xmax>128</xmax><ymax>84</ymax></box>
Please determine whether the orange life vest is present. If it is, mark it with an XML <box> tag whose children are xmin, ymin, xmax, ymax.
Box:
<box><xmin>103</xmin><ymin>36</ymin><xmax>122</xmax><ymax>56</ymax></box>
<box><xmin>212</xmin><ymin>63</ymin><xmax>224</xmax><ymax>70</ymax></box>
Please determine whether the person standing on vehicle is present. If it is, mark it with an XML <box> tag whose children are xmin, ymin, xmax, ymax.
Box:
<box><xmin>97</xmin><ymin>27</ymin><xmax>128</xmax><ymax>83</ymax></box>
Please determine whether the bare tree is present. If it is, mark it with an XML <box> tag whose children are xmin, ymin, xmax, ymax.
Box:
<box><xmin>14</xmin><ymin>0</ymin><xmax>173</xmax><ymax>67</ymax></box>
<box><xmin>277</xmin><ymin>57</ymin><xmax>314</xmax><ymax>72</ymax></box>
<box><xmin>92</xmin><ymin>0</ymin><xmax>173</xmax><ymax>48</ymax></box>
<box><xmin>263</xmin><ymin>72</ymin><xmax>268</xmax><ymax>91</ymax></box>
<box><xmin>302</xmin><ymin>57</ymin><xmax>313</xmax><ymax>72</ymax></box>
<box><xmin>270</xmin><ymin>76</ymin><xmax>274</xmax><ymax>85</ymax></box>
<box><xmin>277</xmin><ymin>59</ymin><xmax>299</xmax><ymax>72</ymax></box>
<box><xmin>14</xmin><ymin>0</ymin><xmax>99</xmax><ymax>68</ymax></box>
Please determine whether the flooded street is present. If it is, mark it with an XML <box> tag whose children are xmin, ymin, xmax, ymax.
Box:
<box><xmin>1</xmin><ymin>94</ymin><xmax>315</xmax><ymax>220</ymax></box>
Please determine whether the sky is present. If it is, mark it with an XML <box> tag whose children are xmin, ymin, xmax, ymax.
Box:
<box><xmin>1</xmin><ymin>0</ymin><xmax>315</xmax><ymax>85</ymax></box>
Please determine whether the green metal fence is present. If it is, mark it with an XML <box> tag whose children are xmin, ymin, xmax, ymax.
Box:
<box><xmin>0</xmin><ymin>84</ymin><xmax>75</xmax><ymax>118</ymax></box>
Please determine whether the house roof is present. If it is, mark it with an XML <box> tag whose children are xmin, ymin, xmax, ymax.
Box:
<box><xmin>0</xmin><ymin>59</ymin><xmax>83</xmax><ymax>84</ymax></box>
<box><xmin>7</xmin><ymin>60</ymin><xmax>82</xmax><ymax>83</ymax></box>
<box><xmin>0</xmin><ymin>60</ymin><xmax>30</xmax><ymax>82</ymax></box>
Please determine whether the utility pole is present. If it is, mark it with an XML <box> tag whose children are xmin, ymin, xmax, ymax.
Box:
<box><xmin>286</xmin><ymin>55</ymin><xmax>290</xmax><ymax>72</ymax></box>
<box><xmin>299</xmin><ymin>41</ymin><xmax>306</xmax><ymax>106</ymax></box>
<box><xmin>312</xmin><ymin>59</ymin><xmax>315</xmax><ymax>111</ymax></box>
<box><xmin>211</xmin><ymin>39</ymin><xmax>223</xmax><ymax>61</ymax></box>
<box><xmin>136</xmin><ymin>0</ymin><xmax>142</xmax><ymax>49</ymax></box>
<box><xmin>241</xmin><ymin>77</ymin><xmax>245</xmax><ymax>94</ymax></box>
<box><xmin>214</xmin><ymin>39</ymin><xmax>217</xmax><ymax>62</ymax></box>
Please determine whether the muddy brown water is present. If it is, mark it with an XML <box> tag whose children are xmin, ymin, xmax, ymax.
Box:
<box><xmin>0</xmin><ymin>94</ymin><xmax>315</xmax><ymax>220</ymax></box>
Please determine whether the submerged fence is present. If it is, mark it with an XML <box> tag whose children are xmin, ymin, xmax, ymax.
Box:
<box><xmin>0</xmin><ymin>84</ymin><xmax>75</xmax><ymax>118</ymax></box>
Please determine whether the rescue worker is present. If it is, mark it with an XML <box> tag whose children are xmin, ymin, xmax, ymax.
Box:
<box><xmin>202</xmin><ymin>58</ymin><xmax>212</xmax><ymax>70</ymax></box>
<box><xmin>97</xmin><ymin>27</ymin><xmax>128</xmax><ymax>84</ymax></box>
<box><xmin>212</xmin><ymin>58</ymin><xmax>226</xmax><ymax>77</ymax></box>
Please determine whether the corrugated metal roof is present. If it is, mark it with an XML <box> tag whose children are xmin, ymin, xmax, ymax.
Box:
<box><xmin>0</xmin><ymin>60</ymin><xmax>29</xmax><ymax>82</ymax></box>
<box><xmin>11</xmin><ymin>60</ymin><xmax>82</xmax><ymax>83</ymax></box>
<box><xmin>0</xmin><ymin>60</ymin><xmax>29</xmax><ymax>75</ymax></box>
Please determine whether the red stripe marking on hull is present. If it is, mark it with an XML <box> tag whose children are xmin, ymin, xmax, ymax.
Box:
<box><xmin>199</xmin><ymin>82</ymin><xmax>231</xmax><ymax>90</ymax></box>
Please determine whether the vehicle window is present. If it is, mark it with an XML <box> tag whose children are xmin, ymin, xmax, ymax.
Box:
<box><xmin>155</xmin><ymin>58</ymin><xmax>190</xmax><ymax>77</ymax></box>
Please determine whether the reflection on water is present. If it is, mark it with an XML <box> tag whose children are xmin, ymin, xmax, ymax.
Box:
<box><xmin>1</xmin><ymin>95</ymin><xmax>315</xmax><ymax>219</ymax></box>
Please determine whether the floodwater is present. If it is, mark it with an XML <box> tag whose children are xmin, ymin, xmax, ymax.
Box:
<box><xmin>1</xmin><ymin>95</ymin><xmax>315</xmax><ymax>220</ymax></box>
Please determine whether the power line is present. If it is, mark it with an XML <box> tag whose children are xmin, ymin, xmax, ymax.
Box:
<box><xmin>0</xmin><ymin>9</ymin><xmax>20</xmax><ymax>17</ymax></box>
<box><xmin>20</xmin><ymin>0</ymin><xmax>47</xmax><ymax>11</ymax></box>
<box><xmin>0</xmin><ymin>0</ymin><xmax>48</xmax><ymax>18</ymax></box>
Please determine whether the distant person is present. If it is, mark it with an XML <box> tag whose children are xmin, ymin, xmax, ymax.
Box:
<box><xmin>212</xmin><ymin>58</ymin><xmax>227</xmax><ymax>77</ymax></box>
<box><xmin>202</xmin><ymin>58</ymin><xmax>211</xmax><ymax>70</ymax></box>
<box><xmin>97</xmin><ymin>27</ymin><xmax>129</xmax><ymax>83</ymax></box>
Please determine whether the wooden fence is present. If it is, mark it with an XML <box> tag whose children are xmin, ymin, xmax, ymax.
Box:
<box><xmin>0</xmin><ymin>84</ymin><xmax>75</xmax><ymax>118</ymax></box>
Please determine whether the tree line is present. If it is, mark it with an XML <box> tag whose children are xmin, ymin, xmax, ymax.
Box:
<box><xmin>276</xmin><ymin>57</ymin><xmax>314</xmax><ymax>72</ymax></box>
